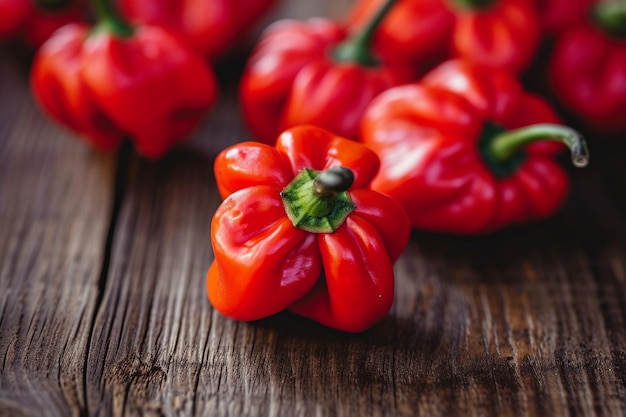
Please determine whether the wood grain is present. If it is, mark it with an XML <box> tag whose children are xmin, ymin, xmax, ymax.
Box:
<box><xmin>0</xmin><ymin>51</ymin><xmax>117</xmax><ymax>417</ymax></box>
<box><xmin>2</xmin><ymin>0</ymin><xmax>626</xmax><ymax>416</ymax></box>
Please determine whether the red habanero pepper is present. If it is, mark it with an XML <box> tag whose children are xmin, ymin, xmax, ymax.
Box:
<box><xmin>0</xmin><ymin>0</ymin><xmax>85</xmax><ymax>47</ymax></box>
<box><xmin>208</xmin><ymin>125</ymin><xmax>410</xmax><ymax>332</ymax></box>
<box><xmin>30</xmin><ymin>0</ymin><xmax>217</xmax><ymax>158</ymax></box>
<box><xmin>346</xmin><ymin>0</ymin><xmax>540</xmax><ymax>74</ymax></box>
<box><xmin>529</xmin><ymin>0</ymin><xmax>594</xmax><ymax>33</ymax></box>
<box><xmin>452</xmin><ymin>0</ymin><xmax>540</xmax><ymax>73</ymax></box>
<box><xmin>548</xmin><ymin>2</ymin><xmax>626</xmax><ymax>133</ymax></box>
<box><xmin>118</xmin><ymin>0</ymin><xmax>277</xmax><ymax>59</ymax></box>
<box><xmin>359</xmin><ymin>60</ymin><xmax>589</xmax><ymax>234</ymax></box>
<box><xmin>239</xmin><ymin>0</ymin><xmax>413</xmax><ymax>144</ymax></box>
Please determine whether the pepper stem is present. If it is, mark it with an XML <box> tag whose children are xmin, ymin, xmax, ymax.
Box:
<box><xmin>334</xmin><ymin>0</ymin><xmax>397</xmax><ymax>66</ymax></box>
<box><xmin>90</xmin><ymin>0</ymin><xmax>134</xmax><ymax>37</ymax></box>
<box><xmin>313</xmin><ymin>166</ymin><xmax>355</xmax><ymax>197</ymax></box>
<box><xmin>448</xmin><ymin>0</ymin><xmax>496</xmax><ymax>11</ymax></box>
<box><xmin>593</xmin><ymin>1</ymin><xmax>626</xmax><ymax>37</ymax></box>
<box><xmin>281</xmin><ymin>167</ymin><xmax>356</xmax><ymax>233</ymax></box>
<box><xmin>489</xmin><ymin>124</ymin><xmax>589</xmax><ymax>168</ymax></box>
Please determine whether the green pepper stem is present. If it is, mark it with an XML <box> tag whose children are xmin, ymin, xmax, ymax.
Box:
<box><xmin>593</xmin><ymin>1</ymin><xmax>626</xmax><ymax>37</ymax></box>
<box><xmin>90</xmin><ymin>0</ymin><xmax>134</xmax><ymax>37</ymax></box>
<box><xmin>334</xmin><ymin>0</ymin><xmax>397</xmax><ymax>66</ymax></box>
<box><xmin>447</xmin><ymin>0</ymin><xmax>496</xmax><ymax>11</ymax></box>
<box><xmin>489</xmin><ymin>124</ymin><xmax>590</xmax><ymax>168</ymax></box>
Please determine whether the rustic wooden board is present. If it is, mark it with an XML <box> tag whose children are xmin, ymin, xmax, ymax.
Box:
<box><xmin>0</xmin><ymin>51</ymin><xmax>117</xmax><ymax>417</ymax></box>
<box><xmin>2</xmin><ymin>0</ymin><xmax>626</xmax><ymax>416</ymax></box>
<box><xmin>80</xmin><ymin>129</ymin><xmax>626</xmax><ymax>417</ymax></box>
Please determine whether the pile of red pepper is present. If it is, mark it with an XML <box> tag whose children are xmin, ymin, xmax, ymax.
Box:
<box><xmin>214</xmin><ymin>0</ymin><xmax>605</xmax><ymax>331</ymax></box>
<box><xmin>8</xmin><ymin>0</ymin><xmax>625</xmax><ymax>331</ymax></box>
<box><xmin>18</xmin><ymin>0</ymin><xmax>277</xmax><ymax>157</ymax></box>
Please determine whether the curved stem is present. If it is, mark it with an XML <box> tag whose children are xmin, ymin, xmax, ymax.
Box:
<box><xmin>593</xmin><ymin>1</ymin><xmax>626</xmax><ymax>37</ymax></box>
<box><xmin>90</xmin><ymin>0</ymin><xmax>134</xmax><ymax>37</ymax></box>
<box><xmin>489</xmin><ymin>124</ymin><xmax>589</xmax><ymax>168</ymax></box>
<box><xmin>334</xmin><ymin>0</ymin><xmax>397</xmax><ymax>66</ymax></box>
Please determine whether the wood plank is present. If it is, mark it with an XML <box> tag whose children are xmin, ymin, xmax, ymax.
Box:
<box><xmin>0</xmin><ymin>49</ymin><xmax>117</xmax><ymax>417</ymax></box>
<box><xmin>3</xmin><ymin>0</ymin><xmax>626</xmax><ymax>415</ymax></box>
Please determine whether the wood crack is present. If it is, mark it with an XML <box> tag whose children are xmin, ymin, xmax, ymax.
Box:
<box><xmin>80</xmin><ymin>142</ymin><xmax>132</xmax><ymax>417</ymax></box>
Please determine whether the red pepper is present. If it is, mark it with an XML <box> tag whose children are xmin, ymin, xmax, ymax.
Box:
<box><xmin>117</xmin><ymin>0</ymin><xmax>277</xmax><ymax>59</ymax></box>
<box><xmin>0</xmin><ymin>0</ymin><xmax>30</xmax><ymax>38</ymax></box>
<box><xmin>207</xmin><ymin>125</ymin><xmax>410</xmax><ymax>332</ymax></box>
<box><xmin>548</xmin><ymin>2</ymin><xmax>626</xmax><ymax>133</ymax></box>
<box><xmin>0</xmin><ymin>0</ymin><xmax>85</xmax><ymax>47</ymax></box>
<box><xmin>239</xmin><ymin>0</ymin><xmax>413</xmax><ymax>144</ymax></box>
<box><xmin>359</xmin><ymin>60</ymin><xmax>589</xmax><ymax>234</ymax></box>
<box><xmin>453</xmin><ymin>0</ymin><xmax>540</xmax><ymax>73</ymax></box>
<box><xmin>346</xmin><ymin>0</ymin><xmax>540</xmax><ymax>74</ymax></box>
<box><xmin>529</xmin><ymin>0</ymin><xmax>594</xmax><ymax>33</ymax></box>
<box><xmin>30</xmin><ymin>0</ymin><xmax>217</xmax><ymax>158</ymax></box>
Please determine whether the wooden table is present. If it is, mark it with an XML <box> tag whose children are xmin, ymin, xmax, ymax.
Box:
<box><xmin>1</xmin><ymin>2</ymin><xmax>626</xmax><ymax>416</ymax></box>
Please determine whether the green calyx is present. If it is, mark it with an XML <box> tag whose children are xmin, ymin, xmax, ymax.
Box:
<box><xmin>90</xmin><ymin>0</ymin><xmax>134</xmax><ymax>37</ymax></box>
<box><xmin>480</xmin><ymin>122</ymin><xmax>590</xmax><ymax>178</ymax></box>
<box><xmin>593</xmin><ymin>1</ymin><xmax>626</xmax><ymax>38</ymax></box>
<box><xmin>333</xmin><ymin>0</ymin><xmax>397</xmax><ymax>67</ymax></box>
<box><xmin>281</xmin><ymin>167</ymin><xmax>357</xmax><ymax>233</ymax></box>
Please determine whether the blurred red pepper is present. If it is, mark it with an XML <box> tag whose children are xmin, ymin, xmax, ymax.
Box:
<box><xmin>548</xmin><ymin>1</ymin><xmax>626</xmax><ymax>133</ymax></box>
<box><xmin>117</xmin><ymin>0</ymin><xmax>277</xmax><ymax>59</ymax></box>
<box><xmin>0</xmin><ymin>0</ymin><xmax>30</xmax><ymax>38</ymax></box>
<box><xmin>346</xmin><ymin>0</ymin><xmax>540</xmax><ymax>74</ymax></box>
<box><xmin>239</xmin><ymin>0</ymin><xmax>413</xmax><ymax>144</ymax></box>
<box><xmin>31</xmin><ymin>0</ymin><xmax>217</xmax><ymax>158</ymax></box>
<box><xmin>0</xmin><ymin>0</ymin><xmax>85</xmax><ymax>47</ymax></box>
<box><xmin>453</xmin><ymin>0</ymin><xmax>540</xmax><ymax>73</ymax></box>
<box><xmin>208</xmin><ymin>125</ymin><xmax>410</xmax><ymax>332</ymax></box>
<box><xmin>529</xmin><ymin>0</ymin><xmax>594</xmax><ymax>33</ymax></box>
<box><xmin>359</xmin><ymin>60</ymin><xmax>589</xmax><ymax>234</ymax></box>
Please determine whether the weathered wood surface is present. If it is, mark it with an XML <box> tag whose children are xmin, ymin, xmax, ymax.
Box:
<box><xmin>0</xmin><ymin>52</ymin><xmax>117</xmax><ymax>416</ymax></box>
<box><xmin>2</xmin><ymin>1</ymin><xmax>626</xmax><ymax>416</ymax></box>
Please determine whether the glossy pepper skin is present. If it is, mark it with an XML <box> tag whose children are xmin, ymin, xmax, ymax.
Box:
<box><xmin>208</xmin><ymin>125</ymin><xmax>410</xmax><ymax>332</ymax></box>
<box><xmin>0</xmin><ymin>0</ymin><xmax>85</xmax><ymax>46</ymax></box>
<box><xmin>346</xmin><ymin>0</ymin><xmax>540</xmax><ymax>74</ymax></box>
<box><xmin>239</xmin><ymin>0</ymin><xmax>413</xmax><ymax>144</ymax></box>
<box><xmin>548</xmin><ymin>3</ymin><xmax>626</xmax><ymax>133</ymax></box>
<box><xmin>118</xmin><ymin>0</ymin><xmax>277</xmax><ymax>59</ymax></box>
<box><xmin>31</xmin><ymin>19</ymin><xmax>217</xmax><ymax>158</ymax></box>
<box><xmin>360</xmin><ymin>60</ymin><xmax>589</xmax><ymax>234</ymax></box>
